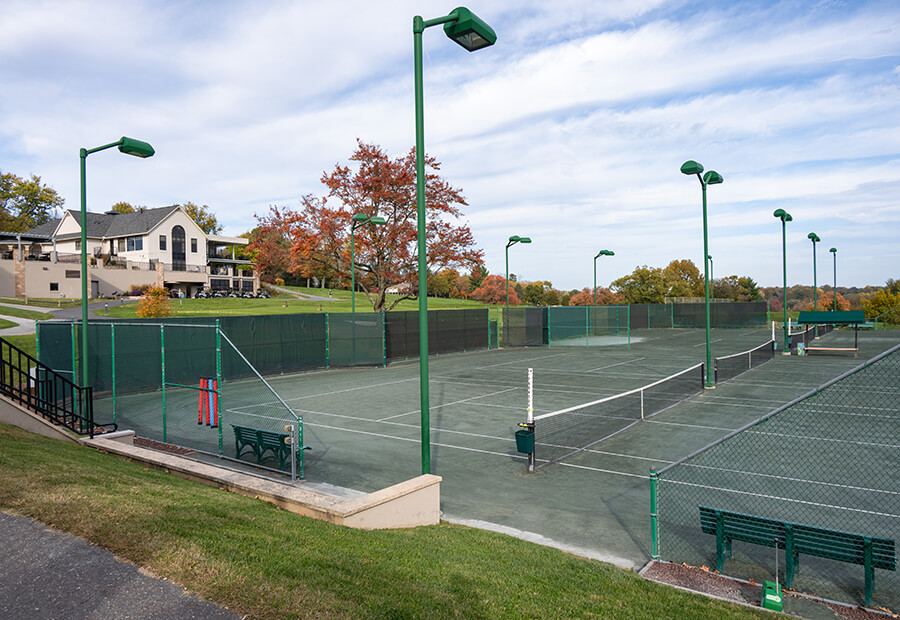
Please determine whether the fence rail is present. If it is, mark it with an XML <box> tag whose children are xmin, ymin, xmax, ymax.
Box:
<box><xmin>0</xmin><ymin>337</ymin><xmax>97</xmax><ymax>437</ymax></box>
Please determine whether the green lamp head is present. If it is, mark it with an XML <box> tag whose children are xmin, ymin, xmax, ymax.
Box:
<box><xmin>117</xmin><ymin>137</ymin><xmax>155</xmax><ymax>158</ymax></box>
<box><xmin>703</xmin><ymin>170</ymin><xmax>723</xmax><ymax>185</ymax></box>
<box><xmin>830</xmin><ymin>247</ymin><xmax>837</xmax><ymax>254</ymax></box>
<box><xmin>808</xmin><ymin>232</ymin><xmax>820</xmax><ymax>243</ymax></box>
<box><xmin>352</xmin><ymin>213</ymin><xmax>369</xmax><ymax>223</ymax></box>
<box><xmin>773</xmin><ymin>209</ymin><xmax>792</xmax><ymax>222</ymax></box>
<box><xmin>443</xmin><ymin>7</ymin><xmax>497</xmax><ymax>51</ymax></box>
<box><xmin>680</xmin><ymin>160</ymin><xmax>704</xmax><ymax>175</ymax></box>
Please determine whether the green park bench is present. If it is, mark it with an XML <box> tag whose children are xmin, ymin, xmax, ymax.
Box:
<box><xmin>232</xmin><ymin>423</ymin><xmax>307</xmax><ymax>471</ymax></box>
<box><xmin>699</xmin><ymin>505</ymin><xmax>896</xmax><ymax>606</ymax></box>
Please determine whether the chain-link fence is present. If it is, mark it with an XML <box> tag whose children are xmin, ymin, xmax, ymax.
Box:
<box><xmin>652</xmin><ymin>343</ymin><xmax>900</xmax><ymax>609</ymax></box>
<box><xmin>38</xmin><ymin>321</ymin><xmax>305</xmax><ymax>479</ymax></box>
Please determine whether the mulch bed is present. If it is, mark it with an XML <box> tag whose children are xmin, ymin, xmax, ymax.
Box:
<box><xmin>642</xmin><ymin>561</ymin><xmax>896</xmax><ymax>619</ymax></box>
<box><xmin>133</xmin><ymin>436</ymin><xmax>196</xmax><ymax>457</ymax></box>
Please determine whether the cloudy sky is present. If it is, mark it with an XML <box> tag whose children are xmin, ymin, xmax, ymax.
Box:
<box><xmin>2</xmin><ymin>0</ymin><xmax>898</xmax><ymax>290</ymax></box>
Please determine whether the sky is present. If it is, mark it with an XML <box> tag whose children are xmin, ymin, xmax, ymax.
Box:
<box><xmin>2</xmin><ymin>0</ymin><xmax>899</xmax><ymax>291</ymax></box>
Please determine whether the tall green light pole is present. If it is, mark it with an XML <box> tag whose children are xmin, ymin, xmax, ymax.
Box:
<box><xmin>830</xmin><ymin>247</ymin><xmax>838</xmax><ymax>311</ymax></box>
<box><xmin>593</xmin><ymin>250</ymin><xmax>614</xmax><ymax>305</ymax></box>
<box><xmin>349</xmin><ymin>213</ymin><xmax>386</xmax><ymax>314</ymax></box>
<box><xmin>680</xmin><ymin>160</ymin><xmax>723</xmax><ymax>388</ymax></box>
<box><xmin>505</xmin><ymin>235</ymin><xmax>531</xmax><ymax>316</ymax></box>
<box><xmin>79</xmin><ymin>137</ymin><xmax>154</xmax><ymax>387</ymax></box>
<box><xmin>707</xmin><ymin>254</ymin><xmax>714</xmax><ymax>298</ymax></box>
<box><xmin>774</xmin><ymin>209</ymin><xmax>793</xmax><ymax>354</ymax></box>
<box><xmin>414</xmin><ymin>7</ymin><xmax>496</xmax><ymax>475</ymax></box>
<box><xmin>808</xmin><ymin>232</ymin><xmax>820</xmax><ymax>337</ymax></box>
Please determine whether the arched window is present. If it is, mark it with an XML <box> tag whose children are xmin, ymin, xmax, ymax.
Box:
<box><xmin>171</xmin><ymin>225</ymin><xmax>186</xmax><ymax>271</ymax></box>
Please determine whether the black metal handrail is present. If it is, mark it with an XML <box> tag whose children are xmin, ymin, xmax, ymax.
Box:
<box><xmin>0</xmin><ymin>337</ymin><xmax>102</xmax><ymax>438</ymax></box>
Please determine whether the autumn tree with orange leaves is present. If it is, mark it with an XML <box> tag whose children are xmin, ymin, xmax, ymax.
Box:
<box><xmin>254</xmin><ymin>141</ymin><xmax>484</xmax><ymax>311</ymax></box>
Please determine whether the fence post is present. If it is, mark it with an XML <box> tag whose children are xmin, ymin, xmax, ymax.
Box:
<box><xmin>216</xmin><ymin>320</ymin><xmax>223</xmax><ymax>455</ymax></box>
<box><xmin>325</xmin><ymin>312</ymin><xmax>330</xmax><ymax>369</ymax></box>
<box><xmin>650</xmin><ymin>469</ymin><xmax>660</xmax><ymax>560</ymax></box>
<box><xmin>160</xmin><ymin>324</ymin><xmax>167</xmax><ymax>443</ymax></box>
<box><xmin>111</xmin><ymin>323</ymin><xmax>117</xmax><ymax>424</ymax></box>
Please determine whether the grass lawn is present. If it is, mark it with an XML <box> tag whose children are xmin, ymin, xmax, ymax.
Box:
<box><xmin>0</xmin><ymin>318</ymin><xmax>16</xmax><ymax>330</ymax></box>
<box><xmin>106</xmin><ymin>286</ymin><xmax>495</xmax><ymax>318</ymax></box>
<box><xmin>0</xmin><ymin>306</ymin><xmax>53</xmax><ymax>321</ymax></box>
<box><xmin>1</xmin><ymin>334</ymin><xmax>37</xmax><ymax>358</ymax></box>
<box><xmin>0</xmin><ymin>424</ymin><xmax>766</xmax><ymax>619</ymax></box>
<box><xmin>0</xmin><ymin>296</ymin><xmax>80</xmax><ymax>309</ymax></box>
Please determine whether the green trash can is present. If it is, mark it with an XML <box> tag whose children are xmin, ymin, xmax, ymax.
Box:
<box><xmin>515</xmin><ymin>429</ymin><xmax>535</xmax><ymax>454</ymax></box>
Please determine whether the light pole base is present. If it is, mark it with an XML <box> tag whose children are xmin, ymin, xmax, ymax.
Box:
<box><xmin>782</xmin><ymin>351</ymin><xmax>792</xmax><ymax>356</ymax></box>
<box><xmin>704</xmin><ymin>384</ymin><xmax>716</xmax><ymax>390</ymax></box>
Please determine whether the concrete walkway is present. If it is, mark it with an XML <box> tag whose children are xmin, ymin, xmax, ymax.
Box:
<box><xmin>0</xmin><ymin>511</ymin><xmax>239</xmax><ymax>619</ymax></box>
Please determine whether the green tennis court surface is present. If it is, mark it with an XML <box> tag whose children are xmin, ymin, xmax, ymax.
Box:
<box><xmin>105</xmin><ymin>326</ymin><xmax>900</xmax><ymax>604</ymax></box>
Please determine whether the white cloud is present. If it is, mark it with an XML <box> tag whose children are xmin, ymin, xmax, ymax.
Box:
<box><xmin>1</xmin><ymin>0</ymin><xmax>898</xmax><ymax>290</ymax></box>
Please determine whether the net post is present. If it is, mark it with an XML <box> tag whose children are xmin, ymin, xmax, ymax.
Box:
<box><xmin>527</xmin><ymin>367</ymin><xmax>535</xmax><ymax>472</ymax></box>
<box><xmin>650</xmin><ymin>469</ymin><xmax>660</xmax><ymax>560</ymax></box>
<box><xmin>160</xmin><ymin>324</ymin><xmax>167</xmax><ymax>443</ymax></box>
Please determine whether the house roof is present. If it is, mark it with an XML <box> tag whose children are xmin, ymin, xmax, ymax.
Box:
<box><xmin>60</xmin><ymin>205</ymin><xmax>182</xmax><ymax>239</ymax></box>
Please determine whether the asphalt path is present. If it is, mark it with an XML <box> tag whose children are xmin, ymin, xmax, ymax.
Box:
<box><xmin>0</xmin><ymin>511</ymin><xmax>239</xmax><ymax>619</ymax></box>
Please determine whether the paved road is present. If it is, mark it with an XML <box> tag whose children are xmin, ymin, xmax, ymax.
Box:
<box><xmin>0</xmin><ymin>299</ymin><xmax>135</xmax><ymax>336</ymax></box>
<box><xmin>0</xmin><ymin>511</ymin><xmax>240</xmax><ymax>620</ymax></box>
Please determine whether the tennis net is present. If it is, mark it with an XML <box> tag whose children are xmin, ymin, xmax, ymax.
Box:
<box><xmin>530</xmin><ymin>363</ymin><xmax>704</xmax><ymax>466</ymax></box>
<box><xmin>714</xmin><ymin>339</ymin><xmax>776</xmax><ymax>384</ymax></box>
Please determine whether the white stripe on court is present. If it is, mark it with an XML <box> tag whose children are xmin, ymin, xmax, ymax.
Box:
<box><xmin>666</xmin><ymin>479</ymin><xmax>900</xmax><ymax>519</ymax></box>
<box><xmin>746</xmin><ymin>430</ymin><xmax>898</xmax><ymax>449</ymax></box>
<box><xmin>646</xmin><ymin>420</ymin><xmax>736</xmax><ymax>432</ymax></box>
<box><xmin>290</xmin><ymin>406</ymin><xmax>520</xmax><ymax>444</ymax></box>
<box><xmin>693</xmin><ymin>338</ymin><xmax>722</xmax><ymax>347</ymax></box>
<box><xmin>282</xmin><ymin>375</ymin><xmax>419</xmax><ymax>402</ymax></box>
<box><xmin>377</xmin><ymin>386</ymin><xmax>519</xmax><ymax>422</ymax></box>
<box><xmin>683</xmin><ymin>463</ymin><xmax>900</xmax><ymax>496</ymax></box>
<box><xmin>304</xmin><ymin>421</ymin><xmax>528</xmax><ymax>461</ymax></box>
<box><xmin>586</xmin><ymin>357</ymin><xmax>646</xmax><ymax>373</ymax></box>
<box><xmin>304</xmin><ymin>421</ymin><xmax>650</xmax><ymax>480</ymax></box>
<box><xmin>555</xmin><ymin>461</ymin><xmax>648</xmax><ymax>478</ymax></box>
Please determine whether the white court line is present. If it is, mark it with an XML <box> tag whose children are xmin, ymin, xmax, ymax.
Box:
<box><xmin>746</xmin><ymin>430</ymin><xmax>898</xmax><ymax>449</ymax></box>
<box><xmin>305</xmin><ymin>421</ymin><xmax>527</xmax><ymax>461</ymax></box>
<box><xmin>470</xmin><ymin>351</ymin><xmax>572</xmax><ymax>369</ymax></box>
<box><xmin>666</xmin><ymin>480</ymin><xmax>900</xmax><ymax>519</ymax></box>
<box><xmin>683</xmin><ymin>463</ymin><xmax>900</xmax><ymax>496</ymax></box>
<box><xmin>693</xmin><ymin>338</ymin><xmax>722</xmax><ymax>347</ymax></box>
<box><xmin>646</xmin><ymin>420</ymin><xmax>736</xmax><ymax>431</ymax></box>
<box><xmin>292</xmin><ymin>407</ymin><xmax>519</xmax><ymax>444</ymax></box>
<box><xmin>377</xmin><ymin>386</ymin><xmax>519</xmax><ymax>422</ymax></box>
<box><xmin>305</xmin><ymin>421</ymin><xmax>648</xmax><ymax>480</ymax></box>
<box><xmin>556</xmin><ymin>461</ymin><xmax>648</xmax><ymax>479</ymax></box>
<box><xmin>586</xmin><ymin>357</ymin><xmax>646</xmax><ymax>373</ymax></box>
<box><xmin>283</xmin><ymin>375</ymin><xmax>419</xmax><ymax>402</ymax></box>
<box><xmin>581</xmin><ymin>448</ymin><xmax>675</xmax><ymax>464</ymax></box>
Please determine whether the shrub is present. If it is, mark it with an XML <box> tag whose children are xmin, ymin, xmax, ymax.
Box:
<box><xmin>136</xmin><ymin>285</ymin><xmax>173</xmax><ymax>318</ymax></box>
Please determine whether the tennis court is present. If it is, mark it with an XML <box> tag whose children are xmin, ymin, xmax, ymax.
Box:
<box><xmin>160</xmin><ymin>327</ymin><xmax>889</xmax><ymax>566</ymax></box>
<box><xmin>100</xmin><ymin>322</ymin><xmax>900</xmax><ymax>605</ymax></box>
